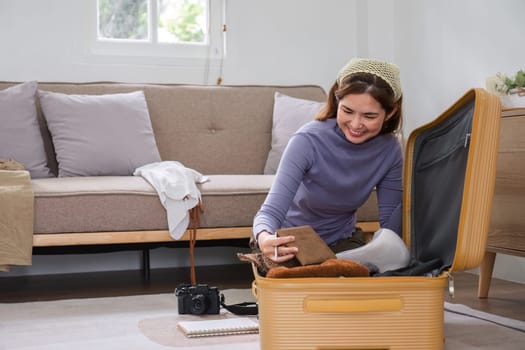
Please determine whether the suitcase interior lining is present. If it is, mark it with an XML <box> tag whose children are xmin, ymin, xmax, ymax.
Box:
<box><xmin>410</xmin><ymin>98</ymin><xmax>474</xmax><ymax>274</ymax></box>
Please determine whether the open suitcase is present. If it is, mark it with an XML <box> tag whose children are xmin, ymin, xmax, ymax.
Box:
<box><xmin>252</xmin><ymin>88</ymin><xmax>501</xmax><ymax>350</ymax></box>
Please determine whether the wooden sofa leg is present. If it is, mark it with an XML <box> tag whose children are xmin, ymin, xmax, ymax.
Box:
<box><xmin>478</xmin><ymin>251</ymin><xmax>496</xmax><ymax>298</ymax></box>
<box><xmin>142</xmin><ymin>248</ymin><xmax>151</xmax><ymax>282</ymax></box>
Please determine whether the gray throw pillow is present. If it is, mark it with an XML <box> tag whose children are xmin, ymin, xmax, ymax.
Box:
<box><xmin>263</xmin><ymin>92</ymin><xmax>325</xmax><ymax>174</ymax></box>
<box><xmin>0</xmin><ymin>81</ymin><xmax>53</xmax><ymax>178</ymax></box>
<box><xmin>39</xmin><ymin>90</ymin><xmax>162</xmax><ymax>177</ymax></box>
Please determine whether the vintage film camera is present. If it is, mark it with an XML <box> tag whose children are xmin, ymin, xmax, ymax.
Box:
<box><xmin>175</xmin><ymin>283</ymin><xmax>222</xmax><ymax>315</ymax></box>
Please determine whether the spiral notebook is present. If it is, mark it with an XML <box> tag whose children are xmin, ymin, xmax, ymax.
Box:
<box><xmin>177</xmin><ymin>317</ymin><xmax>259</xmax><ymax>338</ymax></box>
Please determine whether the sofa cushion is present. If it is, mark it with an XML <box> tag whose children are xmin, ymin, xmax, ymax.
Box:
<box><xmin>38</xmin><ymin>90</ymin><xmax>161</xmax><ymax>177</ymax></box>
<box><xmin>31</xmin><ymin>175</ymin><xmax>378</xmax><ymax>234</ymax></box>
<box><xmin>264</xmin><ymin>92</ymin><xmax>325</xmax><ymax>174</ymax></box>
<box><xmin>31</xmin><ymin>175</ymin><xmax>275</xmax><ymax>234</ymax></box>
<box><xmin>0</xmin><ymin>81</ymin><xmax>53</xmax><ymax>178</ymax></box>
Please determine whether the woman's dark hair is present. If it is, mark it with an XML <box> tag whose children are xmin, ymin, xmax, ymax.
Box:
<box><xmin>315</xmin><ymin>72</ymin><xmax>403</xmax><ymax>135</ymax></box>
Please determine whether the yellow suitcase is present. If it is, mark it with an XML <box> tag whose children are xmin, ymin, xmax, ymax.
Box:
<box><xmin>252</xmin><ymin>88</ymin><xmax>501</xmax><ymax>350</ymax></box>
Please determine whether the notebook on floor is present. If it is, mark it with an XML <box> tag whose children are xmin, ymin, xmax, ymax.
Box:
<box><xmin>177</xmin><ymin>317</ymin><xmax>259</xmax><ymax>338</ymax></box>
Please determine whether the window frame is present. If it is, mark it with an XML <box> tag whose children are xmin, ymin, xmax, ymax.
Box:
<box><xmin>89</xmin><ymin>0</ymin><xmax>225</xmax><ymax>63</ymax></box>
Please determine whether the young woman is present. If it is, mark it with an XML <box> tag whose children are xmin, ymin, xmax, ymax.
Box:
<box><xmin>253</xmin><ymin>58</ymin><xmax>404</xmax><ymax>263</ymax></box>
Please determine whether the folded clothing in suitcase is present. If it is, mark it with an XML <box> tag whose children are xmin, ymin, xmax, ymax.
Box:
<box><xmin>252</xmin><ymin>88</ymin><xmax>502</xmax><ymax>350</ymax></box>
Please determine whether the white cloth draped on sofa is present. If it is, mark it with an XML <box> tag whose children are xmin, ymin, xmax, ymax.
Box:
<box><xmin>134</xmin><ymin>161</ymin><xmax>209</xmax><ymax>239</ymax></box>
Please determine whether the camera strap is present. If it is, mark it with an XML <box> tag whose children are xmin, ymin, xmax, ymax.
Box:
<box><xmin>221</xmin><ymin>300</ymin><xmax>258</xmax><ymax>316</ymax></box>
<box><xmin>219</xmin><ymin>292</ymin><xmax>258</xmax><ymax>315</ymax></box>
<box><xmin>187</xmin><ymin>203</ymin><xmax>258</xmax><ymax>316</ymax></box>
<box><xmin>188</xmin><ymin>202</ymin><xmax>204</xmax><ymax>285</ymax></box>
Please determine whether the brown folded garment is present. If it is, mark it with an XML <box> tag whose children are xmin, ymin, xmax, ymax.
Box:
<box><xmin>237</xmin><ymin>252</ymin><xmax>280</xmax><ymax>276</ymax></box>
<box><xmin>266</xmin><ymin>258</ymin><xmax>370</xmax><ymax>278</ymax></box>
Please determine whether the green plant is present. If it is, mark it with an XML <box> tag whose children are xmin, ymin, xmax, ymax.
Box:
<box><xmin>161</xmin><ymin>0</ymin><xmax>205</xmax><ymax>43</ymax></box>
<box><xmin>486</xmin><ymin>69</ymin><xmax>525</xmax><ymax>96</ymax></box>
<box><xmin>98</xmin><ymin>0</ymin><xmax>148</xmax><ymax>40</ymax></box>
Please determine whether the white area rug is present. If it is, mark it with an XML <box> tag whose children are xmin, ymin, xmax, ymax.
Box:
<box><xmin>1</xmin><ymin>290</ymin><xmax>524</xmax><ymax>350</ymax></box>
<box><xmin>444</xmin><ymin>302</ymin><xmax>525</xmax><ymax>349</ymax></box>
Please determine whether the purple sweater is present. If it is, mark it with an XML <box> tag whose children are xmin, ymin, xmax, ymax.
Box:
<box><xmin>253</xmin><ymin>118</ymin><xmax>403</xmax><ymax>245</ymax></box>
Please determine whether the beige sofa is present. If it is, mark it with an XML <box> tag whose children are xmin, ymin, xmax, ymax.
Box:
<box><xmin>0</xmin><ymin>82</ymin><xmax>379</xmax><ymax>275</ymax></box>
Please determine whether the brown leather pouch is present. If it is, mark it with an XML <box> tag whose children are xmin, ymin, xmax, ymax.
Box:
<box><xmin>276</xmin><ymin>225</ymin><xmax>336</xmax><ymax>266</ymax></box>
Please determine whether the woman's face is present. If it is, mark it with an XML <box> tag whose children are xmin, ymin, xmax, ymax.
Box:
<box><xmin>336</xmin><ymin>93</ymin><xmax>395</xmax><ymax>144</ymax></box>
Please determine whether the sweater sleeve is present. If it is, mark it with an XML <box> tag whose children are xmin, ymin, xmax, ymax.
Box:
<box><xmin>376</xmin><ymin>141</ymin><xmax>403</xmax><ymax>236</ymax></box>
<box><xmin>252</xmin><ymin>134</ymin><xmax>312</xmax><ymax>239</ymax></box>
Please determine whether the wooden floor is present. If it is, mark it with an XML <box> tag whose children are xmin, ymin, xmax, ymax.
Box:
<box><xmin>1</xmin><ymin>264</ymin><xmax>524</xmax><ymax>321</ymax></box>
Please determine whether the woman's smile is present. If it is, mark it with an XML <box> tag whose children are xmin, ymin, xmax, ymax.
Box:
<box><xmin>336</xmin><ymin>93</ymin><xmax>388</xmax><ymax>144</ymax></box>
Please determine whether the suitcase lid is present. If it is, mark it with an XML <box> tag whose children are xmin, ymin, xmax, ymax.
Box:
<box><xmin>402</xmin><ymin>88</ymin><xmax>501</xmax><ymax>274</ymax></box>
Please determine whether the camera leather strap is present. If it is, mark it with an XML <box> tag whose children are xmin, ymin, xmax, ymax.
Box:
<box><xmin>221</xmin><ymin>300</ymin><xmax>258</xmax><ymax>316</ymax></box>
<box><xmin>186</xmin><ymin>203</ymin><xmax>257</xmax><ymax>316</ymax></box>
<box><xmin>188</xmin><ymin>201</ymin><xmax>204</xmax><ymax>285</ymax></box>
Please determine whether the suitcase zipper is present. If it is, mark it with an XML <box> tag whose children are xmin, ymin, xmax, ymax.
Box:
<box><xmin>464</xmin><ymin>133</ymin><xmax>471</xmax><ymax>148</ymax></box>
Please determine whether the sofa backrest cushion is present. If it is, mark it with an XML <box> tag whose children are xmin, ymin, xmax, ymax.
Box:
<box><xmin>0</xmin><ymin>81</ymin><xmax>53</xmax><ymax>178</ymax></box>
<box><xmin>264</xmin><ymin>92</ymin><xmax>325</xmax><ymax>174</ymax></box>
<box><xmin>38</xmin><ymin>90</ymin><xmax>161</xmax><ymax>177</ymax></box>
<box><xmin>0</xmin><ymin>82</ymin><xmax>326</xmax><ymax>175</ymax></box>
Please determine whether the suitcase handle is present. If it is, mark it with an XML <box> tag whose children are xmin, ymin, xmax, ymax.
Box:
<box><xmin>305</xmin><ymin>297</ymin><xmax>402</xmax><ymax>313</ymax></box>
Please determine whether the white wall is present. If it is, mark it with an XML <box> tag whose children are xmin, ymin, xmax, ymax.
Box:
<box><xmin>392</xmin><ymin>0</ymin><xmax>524</xmax><ymax>134</ymax></box>
<box><xmin>1</xmin><ymin>0</ymin><xmax>524</xmax><ymax>283</ymax></box>
<box><xmin>0</xmin><ymin>0</ymin><xmax>360</xmax><ymax>88</ymax></box>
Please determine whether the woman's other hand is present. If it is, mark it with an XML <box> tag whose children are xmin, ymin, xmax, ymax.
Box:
<box><xmin>257</xmin><ymin>231</ymin><xmax>298</xmax><ymax>263</ymax></box>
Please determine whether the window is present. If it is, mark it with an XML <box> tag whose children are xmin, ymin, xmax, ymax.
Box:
<box><xmin>92</xmin><ymin>0</ymin><xmax>225</xmax><ymax>61</ymax></box>
<box><xmin>98</xmin><ymin>0</ymin><xmax>208</xmax><ymax>44</ymax></box>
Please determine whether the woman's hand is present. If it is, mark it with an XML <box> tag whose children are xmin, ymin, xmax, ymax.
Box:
<box><xmin>257</xmin><ymin>231</ymin><xmax>298</xmax><ymax>263</ymax></box>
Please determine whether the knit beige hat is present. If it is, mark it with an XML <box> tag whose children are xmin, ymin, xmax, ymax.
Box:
<box><xmin>337</xmin><ymin>58</ymin><xmax>402</xmax><ymax>101</ymax></box>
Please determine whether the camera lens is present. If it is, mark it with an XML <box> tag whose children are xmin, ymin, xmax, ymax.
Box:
<box><xmin>191</xmin><ymin>294</ymin><xmax>208</xmax><ymax>314</ymax></box>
